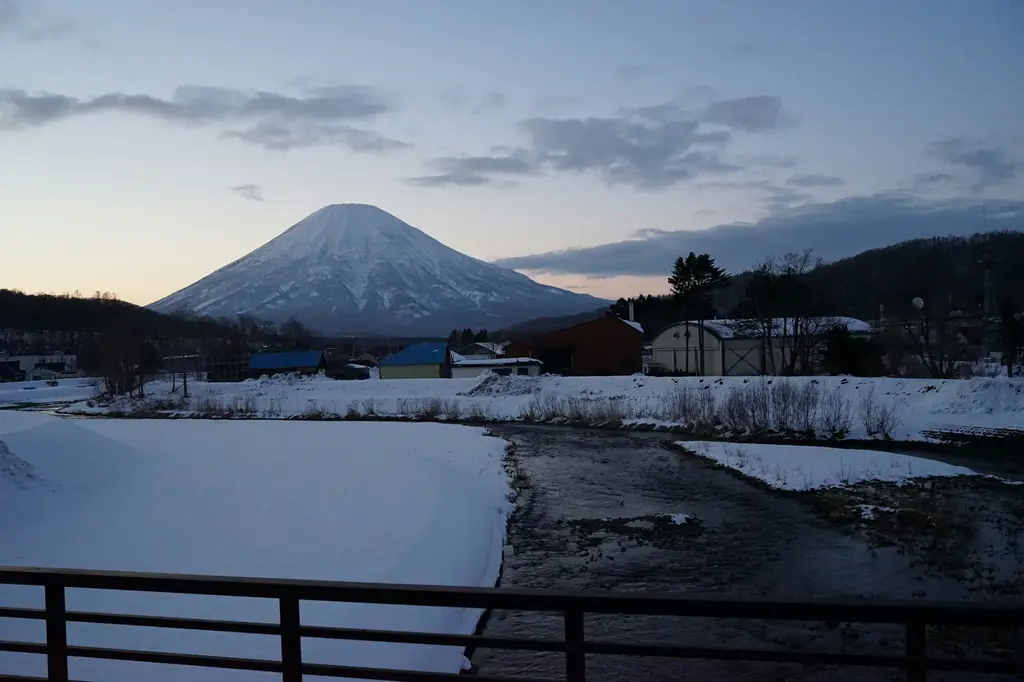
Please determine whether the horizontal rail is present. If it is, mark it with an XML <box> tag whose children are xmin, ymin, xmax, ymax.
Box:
<box><xmin>2</xmin><ymin>565</ymin><xmax>1021</xmax><ymax>625</ymax></box>
<box><xmin>1</xmin><ymin>565</ymin><xmax>1022</xmax><ymax>681</ymax></box>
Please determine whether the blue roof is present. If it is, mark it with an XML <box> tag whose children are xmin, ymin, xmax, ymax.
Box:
<box><xmin>249</xmin><ymin>350</ymin><xmax>325</xmax><ymax>371</ymax></box>
<box><xmin>379</xmin><ymin>342</ymin><xmax>449</xmax><ymax>366</ymax></box>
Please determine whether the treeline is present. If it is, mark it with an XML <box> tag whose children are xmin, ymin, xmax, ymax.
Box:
<box><xmin>610</xmin><ymin>234</ymin><xmax>1024</xmax><ymax>378</ymax></box>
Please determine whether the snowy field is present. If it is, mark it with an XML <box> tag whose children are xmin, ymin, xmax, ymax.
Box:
<box><xmin>0</xmin><ymin>378</ymin><xmax>96</xmax><ymax>407</ymax></box>
<box><xmin>0</xmin><ymin>413</ymin><xmax>512</xmax><ymax>680</ymax></box>
<box><xmin>678</xmin><ymin>440</ymin><xmax>995</xmax><ymax>491</ymax></box>
<box><xmin>56</xmin><ymin>372</ymin><xmax>1024</xmax><ymax>442</ymax></box>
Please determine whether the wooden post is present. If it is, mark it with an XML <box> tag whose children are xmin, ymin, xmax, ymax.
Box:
<box><xmin>45</xmin><ymin>582</ymin><xmax>69</xmax><ymax>682</ymax></box>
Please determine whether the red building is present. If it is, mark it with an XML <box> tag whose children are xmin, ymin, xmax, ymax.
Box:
<box><xmin>503</xmin><ymin>314</ymin><xmax>644</xmax><ymax>376</ymax></box>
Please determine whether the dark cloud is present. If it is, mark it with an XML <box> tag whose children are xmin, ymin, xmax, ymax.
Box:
<box><xmin>231</xmin><ymin>184</ymin><xmax>264</xmax><ymax>202</ymax></box>
<box><xmin>406</xmin><ymin>152</ymin><xmax>536</xmax><ymax>187</ymax></box>
<box><xmin>411</xmin><ymin>94</ymin><xmax>791</xmax><ymax>190</ymax></box>
<box><xmin>701</xmin><ymin>95</ymin><xmax>790</xmax><ymax>132</ymax></box>
<box><xmin>0</xmin><ymin>84</ymin><xmax>404</xmax><ymax>152</ymax></box>
<box><xmin>699</xmin><ymin>179</ymin><xmax>813</xmax><ymax>212</ymax></box>
<box><xmin>493</xmin><ymin>194</ymin><xmax>1024</xmax><ymax>277</ymax></box>
<box><xmin>787</xmin><ymin>173</ymin><xmax>844</xmax><ymax>188</ymax></box>
<box><xmin>928</xmin><ymin>137</ymin><xmax>1018</xmax><ymax>190</ymax></box>
<box><xmin>914</xmin><ymin>172</ymin><xmax>955</xmax><ymax>186</ymax></box>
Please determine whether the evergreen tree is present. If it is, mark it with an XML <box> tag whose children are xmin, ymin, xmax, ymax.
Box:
<box><xmin>668</xmin><ymin>252</ymin><xmax>730</xmax><ymax>374</ymax></box>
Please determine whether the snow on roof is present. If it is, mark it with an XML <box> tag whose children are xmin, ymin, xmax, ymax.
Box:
<box><xmin>451</xmin><ymin>355</ymin><xmax>543</xmax><ymax>367</ymax></box>
<box><xmin>249</xmin><ymin>350</ymin><xmax>324</xmax><ymax>370</ymax></box>
<box><xmin>676</xmin><ymin>317</ymin><xmax>872</xmax><ymax>340</ymax></box>
<box><xmin>380</xmin><ymin>342</ymin><xmax>449</xmax><ymax>366</ymax></box>
<box><xmin>620</xmin><ymin>318</ymin><xmax>644</xmax><ymax>334</ymax></box>
<box><xmin>457</xmin><ymin>342</ymin><xmax>506</xmax><ymax>355</ymax></box>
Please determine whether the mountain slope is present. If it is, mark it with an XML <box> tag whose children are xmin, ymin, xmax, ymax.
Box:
<box><xmin>149</xmin><ymin>204</ymin><xmax>606</xmax><ymax>335</ymax></box>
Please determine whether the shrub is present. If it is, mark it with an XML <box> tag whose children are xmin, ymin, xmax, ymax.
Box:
<box><xmin>819</xmin><ymin>388</ymin><xmax>852</xmax><ymax>438</ymax></box>
<box><xmin>858</xmin><ymin>385</ymin><xmax>903</xmax><ymax>439</ymax></box>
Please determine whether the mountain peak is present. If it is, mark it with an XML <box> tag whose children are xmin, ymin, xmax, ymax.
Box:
<box><xmin>150</xmin><ymin>205</ymin><xmax>606</xmax><ymax>335</ymax></box>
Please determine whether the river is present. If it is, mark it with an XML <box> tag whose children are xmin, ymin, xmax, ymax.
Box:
<box><xmin>473</xmin><ymin>425</ymin><xmax>1020</xmax><ymax>681</ymax></box>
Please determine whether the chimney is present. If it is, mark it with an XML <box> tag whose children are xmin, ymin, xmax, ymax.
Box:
<box><xmin>628</xmin><ymin>300</ymin><xmax>635</xmax><ymax>322</ymax></box>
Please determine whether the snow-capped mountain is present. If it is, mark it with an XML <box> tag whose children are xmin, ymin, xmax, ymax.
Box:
<box><xmin>149</xmin><ymin>204</ymin><xmax>607</xmax><ymax>335</ymax></box>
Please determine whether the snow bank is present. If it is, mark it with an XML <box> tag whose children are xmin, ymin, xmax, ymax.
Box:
<box><xmin>678</xmin><ymin>441</ymin><xmax>982</xmax><ymax>491</ymax></box>
<box><xmin>62</xmin><ymin>373</ymin><xmax>1024</xmax><ymax>442</ymax></box>
<box><xmin>0</xmin><ymin>415</ymin><xmax>512</xmax><ymax>680</ymax></box>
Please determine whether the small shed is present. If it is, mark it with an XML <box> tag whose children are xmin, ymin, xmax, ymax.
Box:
<box><xmin>249</xmin><ymin>350</ymin><xmax>327</xmax><ymax>378</ymax></box>
<box><xmin>650</xmin><ymin>317</ymin><xmax>873</xmax><ymax>376</ymax></box>
<box><xmin>450</xmin><ymin>353</ymin><xmax>543</xmax><ymax>379</ymax></box>
<box><xmin>502</xmin><ymin>314</ymin><xmax>644</xmax><ymax>376</ymax></box>
<box><xmin>379</xmin><ymin>342</ymin><xmax>451</xmax><ymax>379</ymax></box>
<box><xmin>26</xmin><ymin>367</ymin><xmax>60</xmax><ymax>382</ymax></box>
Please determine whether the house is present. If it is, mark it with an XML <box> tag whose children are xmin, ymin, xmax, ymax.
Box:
<box><xmin>9</xmin><ymin>352</ymin><xmax>77</xmax><ymax>374</ymax></box>
<box><xmin>449</xmin><ymin>352</ymin><xmax>543</xmax><ymax>378</ymax></box>
<box><xmin>26</xmin><ymin>366</ymin><xmax>61</xmax><ymax>382</ymax></box>
<box><xmin>650</xmin><ymin>317</ymin><xmax>873</xmax><ymax>376</ymax></box>
<box><xmin>248</xmin><ymin>350</ymin><xmax>327</xmax><ymax>378</ymax></box>
<box><xmin>502</xmin><ymin>314</ymin><xmax>644</xmax><ymax>376</ymax></box>
<box><xmin>379</xmin><ymin>342</ymin><xmax>451</xmax><ymax>379</ymax></box>
<box><xmin>456</xmin><ymin>342</ymin><xmax>506</xmax><ymax>360</ymax></box>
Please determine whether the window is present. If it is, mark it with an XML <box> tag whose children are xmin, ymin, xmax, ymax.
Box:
<box><xmin>517</xmin><ymin>367</ymin><xmax>530</xmax><ymax>376</ymax></box>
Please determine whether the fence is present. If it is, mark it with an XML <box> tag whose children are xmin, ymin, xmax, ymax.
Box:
<box><xmin>0</xmin><ymin>566</ymin><xmax>1021</xmax><ymax>681</ymax></box>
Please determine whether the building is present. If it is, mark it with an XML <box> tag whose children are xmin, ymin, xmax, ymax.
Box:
<box><xmin>379</xmin><ymin>342</ymin><xmax>451</xmax><ymax>379</ymax></box>
<box><xmin>8</xmin><ymin>352</ymin><xmax>77</xmax><ymax>374</ymax></box>
<box><xmin>26</xmin><ymin>366</ymin><xmax>61</xmax><ymax>382</ymax></box>
<box><xmin>249</xmin><ymin>350</ymin><xmax>327</xmax><ymax>378</ymax></box>
<box><xmin>456</xmin><ymin>342</ymin><xmax>506</xmax><ymax>360</ymax></box>
<box><xmin>502</xmin><ymin>314</ymin><xmax>644</xmax><ymax>376</ymax></box>
<box><xmin>450</xmin><ymin>353</ymin><xmax>543</xmax><ymax>378</ymax></box>
<box><xmin>206</xmin><ymin>352</ymin><xmax>251</xmax><ymax>382</ymax></box>
<box><xmin>650</xmin><ymin>317</ymin><xmax>873</xmax><ymax>376</ymax></box>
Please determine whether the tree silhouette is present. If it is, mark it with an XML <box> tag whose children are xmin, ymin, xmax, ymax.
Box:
<box><xmin>668</xmin><ymin>252</ymin><xmax>730</xmax><ymax>374</ymax></box>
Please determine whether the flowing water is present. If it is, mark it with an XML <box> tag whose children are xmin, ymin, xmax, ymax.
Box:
<box><xmin>473</xmin><ymin>426</ymin><xmax>1021</xmax><ymax>681</ymax></box>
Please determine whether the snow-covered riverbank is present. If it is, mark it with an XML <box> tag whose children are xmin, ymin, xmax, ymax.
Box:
<box><xmin>0</xmin><ymin>413</ymin><xmax>512</xmax><ymax>680</ymax></box>
<box><xmin>52</xmin><ymin>372</ymin><xmax>1024</xmax><ymax>444</ymax></box>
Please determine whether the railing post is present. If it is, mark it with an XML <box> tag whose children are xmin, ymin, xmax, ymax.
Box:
<box><xmin>44</xmin><ymin>582</ymin><xmax>69</xmax><ymax>682</ymax></box>
<box><xmin>279</xmin><ymin>593</ymin><xmax>302</xmax><ymax>682</ymax></box>
<box><xmin>905</xmin><ymin>618</ymin><xmax>927</xmax><ymax>682</ymax></box>
<box><xmin>564</xmin><ymin>608</ymin><xmax>585</xmax><ymax>682</ymax></box>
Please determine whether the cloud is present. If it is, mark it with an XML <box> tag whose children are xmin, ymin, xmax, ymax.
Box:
<box><xmin>0</xmin><ymin>0</ymin><xmax>81</xmax><ymax>43</ymax></box>
<box><xmin>230</xmin><ymin>184</ymin><xmax>264</xmax><ymax>202</ymax></box>
<box><xmin>701</xmin><ymin>95</ymin><xmax>791</xmax><ymax>132</ymax></box>
<box><xmin>787</xmin><ymin>173</ymin><xmax>844</xmax><ymax>188</ymax></box>
<box><xmin>927</xmin><ymin>137</ymin><xmax>1018</xmax><ymax>190</ymax></box>
<box><xmin>410</xmin><ymin>94</ymin><xmax>791</xmax><ymax>190</ymax></box>
<box><xmin>698</xmin><ymin>179</ymin><xmax>813</xmax><ymax>212</ymax></box>
<box><xmin>406</xmin><ymin>152</ymin><xmax>536</xmax><ymax>187</ymax></box>
<box><xmin>0</xmin><ymin>84</ymin><xmax>405</xmax><ymax>152</ymax></box>
<box><xmin>493</xmin><ymin>194</ymin><xmax>1024</xmax><ymax>277</ymax></box>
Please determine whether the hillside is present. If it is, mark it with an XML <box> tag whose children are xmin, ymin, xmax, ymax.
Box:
<box><xmin>599</xmin><ymin>230</ymin><xmax>1024</xmax><ymax>339</ymax></box>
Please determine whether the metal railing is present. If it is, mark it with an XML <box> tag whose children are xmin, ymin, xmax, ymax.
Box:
<box><xmin>0</xmin><ymin>566</ymin><xmax>1021</xmax><ymax>681</ymax></box>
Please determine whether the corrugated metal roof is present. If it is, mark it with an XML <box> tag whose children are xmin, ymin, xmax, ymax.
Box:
<box><xmin>249</xmin><ymin>350</ymin><xmax>325</xmax><ymax>370</ymax></box>
<box><xmin>379</xmin><ymin>342</ymin><xmax>449</xmax><ymax>366</ymax></box>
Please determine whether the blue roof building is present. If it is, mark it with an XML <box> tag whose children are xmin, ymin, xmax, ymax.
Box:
<box><xmin>378</xmin><ymin>342</ymin><xmax>451</xmax><ymax>379</ymax></box>
<box><xmin>249</xmin><ymin>350</ymin><xmax>327</xmax><ymax>376</ymax></box>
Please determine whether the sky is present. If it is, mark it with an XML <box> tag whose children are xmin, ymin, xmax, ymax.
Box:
<box><xmin>2</xmin><ymin>0</ymin><xmax>1023</xmax><ymax>305</ymax></box>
